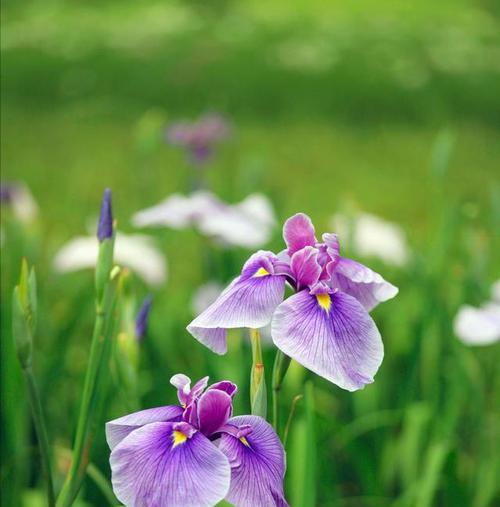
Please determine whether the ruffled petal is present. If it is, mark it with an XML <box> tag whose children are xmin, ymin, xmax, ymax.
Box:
<box><xmin>197</xmin><ymin>389</ymin><xmax>233</xmax><ymax>437</ymax></box>
<box><xmin>209</xmin><ymin>380</ymin><xmax>238</xmax><ymax>398</ymax></box>
<box><xmin>283</xmin><ymin>213</ymin><xmax>317</xmax><ymax>256</ymax></box>
<box><xmin>290</xmin><ymin>246</ymin><xmax>322</xmax><ymax>290</ymax></box>
<box><xmin>219</xmin><ymin>416</ymin><xmax>288</xmax><ymax>507</ymax></box>
<box><xmin>331</xmin><ymin>257</ymin><xmax>398</xmax><ymax>311</ymax></box>
<box><xmin>271</xmin><ymin>289</ymin><xmax>384</xmax><ymax>391</ymax></box>
<box><xmin>106</xmin><ymin>405</ymin><xmax>183</xmax><ymax>450</ymax></box>
<box><xmin>187</xmin><ymin>252</ymin><xmax>286</xmax><ymax>354</ymax></box>
<box><xmin>110</xmin><ymin>421</ymin><xmax>230</xmax><ymax>507</ymax></box>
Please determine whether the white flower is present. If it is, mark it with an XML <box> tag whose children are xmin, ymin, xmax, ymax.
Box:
<box><xmin>53</xmin><ymin>233</ymin><xmax>167</xmax><ymax>286</ymax></box>
<box><xmin>1</xmin><ymin>183</ymin><xmax>38</xmax><ymax>223</ymax></box>
<box><xmin>453</xmin><ymin>281</ymin><xmax>500</xmax><ymax>346</ymax></box>
<box><xmin>132</xmin><ymin>191</ymin><xmax>276</xmax><ymax>248</ymax></box>
<box><xmin>330</xmin><ymin>212</ymin><xmax>409</xmax><ymax>266</ymax></box>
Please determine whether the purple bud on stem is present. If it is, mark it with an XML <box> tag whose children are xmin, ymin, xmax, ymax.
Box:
<box><xmin>135</xmin><ymin>295</ymin><xmax>153</xmax><ymax>340</ymax></box>
<box><xmin>97</xmin><ymin>188</ymin><xmax>113</xmax><ymax>242</ymax></box>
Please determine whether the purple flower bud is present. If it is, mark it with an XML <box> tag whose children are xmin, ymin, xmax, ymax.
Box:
<box><xmin>97</xmin><ymin>188</ymin><xmax>113</xmax><ymax>242</ymax></box>
<box><xmin>135</xmin><ymin>295</ymin><xmax>153</xmax><ymax>340</ymax></box>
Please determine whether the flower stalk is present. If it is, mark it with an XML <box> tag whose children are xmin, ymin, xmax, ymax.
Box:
<box><xmin>272</xmin><ymin>349</ymin><xmax>291</xmax><ymax>433</ymax></box>
<box><xmin>12</xmin><ymin>260</ymin><xmax>56</xmax><ymax>507</ymax></box>
<box><xmin>57</xmin><ymin>190</ymin><xmax>118</xmax><ymax>507</ymax></box>
<box><xmin>249</xmin><ymin>328</ymin><xmax>267</xmax><ymax>418</ymax></box>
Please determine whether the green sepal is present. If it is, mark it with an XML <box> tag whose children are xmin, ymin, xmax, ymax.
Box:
<box><xmin>12</xmin><ymin>286</ymin><xmax>33</xmax><ymax>369</ymax></box>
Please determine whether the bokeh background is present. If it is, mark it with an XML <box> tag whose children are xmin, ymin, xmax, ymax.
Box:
<box><xmin>1</xmin><ymin>0</ymin><xmax>499</xmax><ymax>506</ymax></box>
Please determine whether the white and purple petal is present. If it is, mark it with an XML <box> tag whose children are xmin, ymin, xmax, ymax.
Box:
<box><xmin>110</xmin><ymin>421</ymin><xmax>230</xmax><ymax>507</ymax></box>
<box><xmin>219</xmin><ymin>415</ymin><xmax>288</xmax><ymax>507</ymax></box>
<box><xmin>187</xmin><ymin>252</ymin><xmax>286</xmax><ymax>354</ymax></box>
<box><xmin>106</xmin><ymin>405</ymin><xmax>183</xmax><ymax>450</ymax></box>
<box><xmin>271</xmin><ymin>289</ymin><xmax>384</xmax><ymax>391</ymax></box>
<box><xmin>331</xmin><ymin>257</ymin><xmax>398</xmax><ymax>311</ymax></box>
<box><xmin>283</xmin><ymin>213</ymin><xmax>317</xmax><ymax>256</ymax></box>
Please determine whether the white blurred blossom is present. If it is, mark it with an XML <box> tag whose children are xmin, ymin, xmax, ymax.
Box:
<box><xmin>330</xmin><ymin>212</ymin><xmax>409</xmax><ymax>266</ymax></box>
<box><xmin>132</xmin><ymin>191</ymin><xmax>276</xmax><ymax>249</ymax></box>
<box><xmin>453</xmin><ymin>281</ymin><xmax>500</xmax><ymax>346</ymax></box>
<box><xmin>53</xmin><ymin>233</ymin><xmax>167</xmax><ymax>286</ymax></box>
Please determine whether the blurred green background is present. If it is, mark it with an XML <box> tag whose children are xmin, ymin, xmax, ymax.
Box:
<box><xmin>1</xmin><ymin>0</ymin><xmax>499</xmax><ymax>506</ymax></box>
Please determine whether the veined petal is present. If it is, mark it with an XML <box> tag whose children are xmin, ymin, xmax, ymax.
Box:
<box><xmin>106</xmin><ymin>405</ymin><xmax>183</xmax><ymax>450</ymax></box>
<box><xmin>187</xmin><ymin>252</ymin><xmax>286</xmax><ymax>354</ymax></box>
<box><xmin>219</xmin><ymin>416</ymin><xmax>288</xmax><ymax>507</ymax></box>
<box><xmin>331</xmin><ymin>257</ymin><xmax>398</xmax><ymax>311</ymax></box>
<box><xmin>209</xmin><ymin>380</ymin><xmax>238</xmax><ymax>398</ymax></box>
<box><xmin>283</xmin><ymin>213</ymin><xmax>317</xmax><ymax>256</ymax></box>
<box><xmin>290</xmin><ymin>246</ymin><xmax>322</xmax><ymax>290</ymax></box>
<box><xmin>197</xmin><ymin>389</ymin><xmax>233</xmax><ymax>437</ymax></box>
<box><xmin>110</xmin><ymin>421</ymin><xmax>230</xmax><ymax>507</ymax></box>
<box><xmin>271</xmin><ymin>289</ymin><xmax>384</xmax><ymax>391</ymax></box>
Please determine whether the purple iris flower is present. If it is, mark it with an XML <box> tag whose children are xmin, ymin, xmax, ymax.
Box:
<box><xmin>166</xmin><ymin>113</ymin><xmax>231</xmax><ymax>165</ymax></box>
<box><xmin>188</xmin><ymin>213</ymin><xmax>398</xmax><ymax>391</ymax></box>
<box><xmin>106</xmin><ymin>374</ymin><xmax>288</xmax><ymax>507</ymax></box>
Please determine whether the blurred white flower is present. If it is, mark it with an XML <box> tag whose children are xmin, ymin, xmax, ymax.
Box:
<box><xmin>53</xmin><ymin>233</ymin><xmax>167</xmax><ymax>286</ymax></box>
<box><xmin>132</xmin><ymin>191</ymin><xmax>276</xmax><ymax>248</ymax></box>
<box><xmin>453</xmin><ymin>281</ymin><xmax>500</xmax><ymax>346</ymax></box>
<box><xmin>330</xmin><ymin>212</ymin><xmax>409</xmax><ymax>266</ymax></box>
<box><xmin>1</xmin><ymin>182</ymin><xmax>38</xmax><ymax>223</ymax></box>
<box><xmin>191</xmin><ymin>281</ymin><xmax>224</xmax><ymax>316</ymax></box>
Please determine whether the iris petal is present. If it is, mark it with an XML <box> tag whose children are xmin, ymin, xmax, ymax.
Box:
<box><xmin>332</xmin><ymin>257</ymin><xmax>398</xmax><ymax>311</ymax></box>
<box><xmin>197</xmin><ymin>389</ymin><xmax>233</xmax><ymax>437</ymax></box>
<box><xmin>110</xmin><ymin>421</ymin><xmax>230</xmax><ymax>507</ymax></box>
<box><xmin>187</xmin><ymin>252</ymin><xmax>286</xmax><ymax>354</ymax></box>
<box><xmin>219</xmin><ymin>415</ymin><xmax>288</xmax><ymax>507</ymax></box>
<box><xmin>283</xmin><ymin>213</ymin><xmax>317</xmax><ymax>256</ymax></box>
<box><xmin>271</xmin><ymin>289</ymin><xmax>384</xmax><ymax>391</ymax></box>
<box><xmin>106</xmin><ymin>405</ymin><xmax>183</xmax><ymax>450</ymax></box>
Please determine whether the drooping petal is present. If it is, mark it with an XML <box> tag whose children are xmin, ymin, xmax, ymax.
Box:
<box><xmin>106</xmin><ymin>405</ymin><xmax>183</xmax><ymax>450</ymax></box>
<box><xmin>283</xmin><ymin>213</ymin><xmax>317</xmax><ymax>256</ymax></box>
<box><xmin>170</xmin><ymin>374</ymin><xmax>192</xmax><ymax>406</ymax></box>
<box><xmin>290</xmin><ymin>246</ymin><xmax>322</xmax><ymax>290</ymax></box>
<box><xmin>187</xmin><ymin>252</ymin><xmax>286</xmax><ymax>354</ymax></box>
<box><xmin>271</xmin><ymin>289</ymin><xmax>384</xmax><ymax>391</ymax></box>
<box><xmin>110</xmin><ymin>421</ymin><xmax>230</xmax><ymax>507</ymax></box>
<box><xmin>197</xmin><ymin>389</ymin><xmax>233</xmax><ymax>437</ymax></box>
<box><xmin>219</xmin><ymin>415</ymin><xmax>288</xmax><ymax>507</ymax></box>
<box><xmin>454</xmin><ymin>303</ymin><xmax>500</xmax><ymax>346</ymax></box>
<box><xmin>331</xmin><ymin>257</ymin><xmax>398</xmax><ymax>311</ymax></box>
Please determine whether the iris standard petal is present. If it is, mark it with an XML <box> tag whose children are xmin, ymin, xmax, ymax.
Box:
<box><xmin>332</xmin><ymin>257</ymin><xmax>398</xmax><ymax>311</ymax></box>
<box><xmin>110</xmin><ymin>421</ymin><xmax>230</xmax><ymax>507</ymax></box>
<box><xmin>208</xmin><ymin>380</ymin><xmax>238</xmax><ymax>398</ymax></box>
<box><xmin>106</xmin><ymin>405</ymin><xmax>183</xmax><ymax>450</ymax></box>
<box><xmin>283</xmin><ymin>213</ymin><xmax>317</xmax><ymax>256</ymax></box>
<box><xmin>219</xmin><ymin>415</ymin><xmax>288</xmax><ymax>507</ymax></box>
<box><xmin>290</xmin><ymin>246</ymin><xmax>322</xmax><ymax>290</ymax></box>
<box><xmin>271</xmin><ymin>289</ymin><xmax>384</xmax><ymax>391</ymax></box>
<box><xmin>197</xmin><ymin>389</ymin><xmax>233</xmax><ymax>437</ymax></box>
<box><xmin>187</xmin><ymin>253</ymin><xmax>286</xmax><ymax>354</ymax></box>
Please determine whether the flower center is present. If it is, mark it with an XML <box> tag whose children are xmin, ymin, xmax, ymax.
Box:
<box><xmin>172</xmin><ymin>430</ymin><xmax>188</xmax><ymax>448</ymax></box>
<box><xmin>239</xmin><ymin>436</ymin><xmax>250</xmax><ymax>447</ymax></box>
<box><xmin>254</xmin><ymin>267</ymin><xmax>270</xmax><ymax>277</ymax></box>
<box><xmin>316</xmin><ymin>293</ymin><xmax>331</xmax><ymax>311</ymax></box>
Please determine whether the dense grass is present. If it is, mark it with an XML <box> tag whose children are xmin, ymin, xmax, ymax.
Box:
<box><xmin>1</xmin><ymin>0</ymin><xmax>499</xmax><ymax>506</ymax></box>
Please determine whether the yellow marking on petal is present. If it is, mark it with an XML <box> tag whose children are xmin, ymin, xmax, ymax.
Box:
<box><xmin>316</xmin><ymin>293</ymin><xmax>331</xmax><ymax>311</ymax></box>
<box><xmin>254</xmin><ymin>267</ymin><xmax>270</xmax><ymax>277</ymax></box>
<box><xmin>172</xmin><ymin>430</ymin><xmax>187</xmax><ymax>448</ymax></box>
<box><xmin>239</xmin><ymin>436</ymin><xmax>250</xmax><ymax>447</ymax></box>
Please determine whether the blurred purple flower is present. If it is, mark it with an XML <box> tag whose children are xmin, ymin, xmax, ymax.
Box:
<box><xmin>0</xmin><ymin>181</ymin><xmax>38</xmax><ymax>223</ymax></box>
<box><xmin>135</xmin><ymin>295</ymin><xmax>153</xmax><ymax>340</ymax></box>
<box><xmin>166</xmin><ymin>113</ymin><xmax>231</xmax><ymax>165</ymax></box>
<box><xmin>107</xmin><ymin>373</ymin><xmax>287</xmax><ymax>507</ymax></box>
<box><xmin>188</xmin><ymin>213</ymin><xmax>398</xmax><ymax>391</ymax></box>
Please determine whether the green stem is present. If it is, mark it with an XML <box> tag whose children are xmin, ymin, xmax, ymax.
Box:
<box><xmin>57</xmin><ymin>279</ymin><xmax>118</xmax><ymax>507</ymax></box>
<box><xmin>23</xmin><ymin>366</ymin><xmax>56</xmax><ymax>507</ymax></box>
<box><xmin>271</xmin><ymin>350</ymin><xmax>291</xmax><ymax>434</ymax></box>
<box><xmin>283</xmin><ymin>394</ymin><xmax>303</xmax><ymax>449</ymax></box>
<box><xmin>249</xmin><ymin>329</ymin><xmax>267</xmax><ymax>418</ymax></box>
<box><xmin>87</xmin><ymin>463</ymin><xmax>118</xmax><ymax>506</ymax></box>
